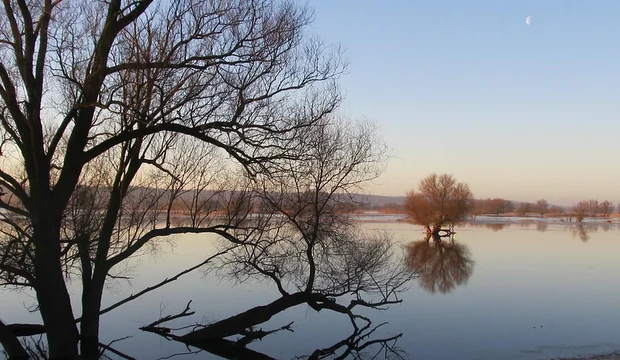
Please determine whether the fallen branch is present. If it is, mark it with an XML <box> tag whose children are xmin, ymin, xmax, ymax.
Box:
<box><xmin>5</xmin><ymin>323</ymin><xmax>46</xmax><ymax>337</ymax></box>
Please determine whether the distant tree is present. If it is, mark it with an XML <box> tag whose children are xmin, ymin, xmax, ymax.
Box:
<box><xmin>574</xmin><ymin>201</ymin><xmax>589</xmax><ymax>222</ymax></box>
<box><xmin>486</xmin><ymin>198</ymin><xmax>508</xmax><ymax>216</ymax></box>
<box><xmin>536</xmin><ymin>199</ymin><xmax>549</xmax><ymax>218</ymax></box>
<box><xmin>404</xmin><ymin>174</ymin><xmax>474</xmax><ymax>235</ymax></box>
<box><xmin>599</xmin><ymin>200</ymin><xmax>613</xmax><ymax>218</ymax></box>
<box><xmin>471</xmin><ymin>199</ymin><xmax>485</xmax><ymax>217</ymax></box>
<box><xmin>587</xmin><ymin>200</ymin><xmax>599</xmax><ymax>217</ymax></box>
<box><xmin>549</xmin><ymin>205</ymin><xmax>564</xmax><ymax>215</ymax></box>
<box><xmin>504</xmin><ymin>200</ymin><xmax>515</xmax><ymax>213</ymax></box>
<box><xmin>515</xmin><ymin>202</ymin><xmax>532</xmax><ymax>216</ymax></box>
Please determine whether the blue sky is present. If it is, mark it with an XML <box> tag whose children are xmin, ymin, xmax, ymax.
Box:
<box><xmin>307</xmin><ymin>1</ymin><xmax>620</xmax><ymax>204</ymax></box>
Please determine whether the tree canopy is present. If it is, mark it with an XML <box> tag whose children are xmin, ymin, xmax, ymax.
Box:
<box><xmin>404</xmin><ymin>173</ymin><xmax>474</xmax><ymax>233</ymax></box>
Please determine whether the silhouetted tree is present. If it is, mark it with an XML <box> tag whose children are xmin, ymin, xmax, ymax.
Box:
<box><xmin>0</xmin><ymin>1</ymin><xmax>345</xmax><ymax>357</ymax></box>
<box><xmin>140</xmin><ymin>117</ymin><xmax>414</xmax><ymax>353</ymax></box>
<box><xmin>404</xmin><ymin>174</ymin><xmax>474</xmax><ymax>235</ymax></box>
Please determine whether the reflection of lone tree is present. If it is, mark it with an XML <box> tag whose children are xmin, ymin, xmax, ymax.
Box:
<box><xmin>405</xmin><ymin>236</ymin><xmax>475</xmax><ymax>294</ymax></box>
<box><xmin>404</xmin><ymin>174</ymin><xmax>474</xmax><ymax>236</ymax></box>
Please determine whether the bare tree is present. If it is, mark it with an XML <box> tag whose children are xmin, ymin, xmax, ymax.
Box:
<box><xmin>549</xmin><ymin>205</ymin><xmax>564</xmax><ymax>215</ymax></box>
<box><xmin>404</xmin><ymin>174</ymin><xmax>474</xmax><ymax>235</ymax></box>
<box><xmin>140</xmin><ymin>117</ymin><xmax>415</xmax><ymax>354</ymax></box>
<box><xmin>515</xmin><ymin>202</ymin><xmax>533</xmax><ymax>217</ymax></box>
<box><xmin>485</xmin><ymin>198</ymin><xmax>508</xmax><ymax>216</ymax></box>
<box><xmin>573</xmin><ymin>201</ymin><xmax>589</xmax><ymax>222</ymax></box>
<box><xmin>536</xmin><ymin>199</ymin><xmax>549</xmax><ymax>218</ymax></box>
<box><xmin>0</xmin><ymin>0</ymin><xmax>345</xmax><ymax>357</ymax></box>
<box><xmin>599</xmin><ymin>200</ymin><xmax>613</xmax><ymax>218</ymax></box>
<box><xmin>587</xmin><ymin>200</ymin><xmax>599</xmax><ymax>217</ymax></box>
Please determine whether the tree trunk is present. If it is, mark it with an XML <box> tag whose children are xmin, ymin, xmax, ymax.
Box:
<box><xmin>80</xmin><ymin>277</ymin><xmax>105</xmax><ymax>359</ymax></box>
<box><xmin>33</xmin><ymin>229</ymin><xmax>79</xmax><ymax>359</ymax></box>
<box><xmin>180</xmin><ymin>293</ymin><xmax>307</xmax><ymax>342</ymax></box>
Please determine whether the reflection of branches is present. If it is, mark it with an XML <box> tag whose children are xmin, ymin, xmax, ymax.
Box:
<box><xmin>465</xmin><ymin>222</ymin><xmax>509</xmax><ymax>232</ymax></box>
<box><xmin>536</xmin><ymin>222</ymin><xmax>548</xmax><ymax>232</ymax></box>
<box><xmin>142</xmin><ymin>301</ymin><xmax>409</xmax><ymax>360</ymax></box>
<box><xmin>568</xmin><ymin>224</ymin><xmax>595</xmax><ymax>243</ymax></box>
<box><xmin>406</xmin><ymin>236</ymin><xmax>475</xmax><ymax>294</ymax></box>
<box><xmin>301</xmin><ymin>322</ymin><xmax>409</xmax><ymax>360</ymax></box>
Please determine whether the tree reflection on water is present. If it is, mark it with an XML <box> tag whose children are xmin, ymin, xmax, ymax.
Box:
<box><xmin>465</xmin><ymin>220</ymin><xmax>617</xmax><ymax>242</ymax></box>
<box><xmin>139</xmin><ymin>313</ymin><xmax>409</xmax><ymax>360</ymax></box>
<box><xmin>405</xmin><ymin>235</ymin><xmax>475</xmax><ymax>294</ymax></box>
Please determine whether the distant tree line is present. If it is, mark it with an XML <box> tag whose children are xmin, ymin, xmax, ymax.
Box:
<box><xmin>571</xmin><ymin>199</ymin><xmax>614</xmax><ymax>221</ymax></box>
<box><xmin>466</xmin><ymin>198</ymin><xmax>616</xmax><ymax>221</ymax></box>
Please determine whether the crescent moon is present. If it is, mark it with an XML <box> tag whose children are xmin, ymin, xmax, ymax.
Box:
<box><xmin>525</xmin><ymin>16</ymin><xmax>531</xmax><ymax>25</ymax></box>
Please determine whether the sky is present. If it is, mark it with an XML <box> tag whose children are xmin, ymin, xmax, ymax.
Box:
<box><xmin>306</xmin><ymin>0</ymin><xmax>620</xmax><ymax>205</ymax></box>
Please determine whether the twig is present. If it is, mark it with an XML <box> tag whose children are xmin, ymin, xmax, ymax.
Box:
<box><xmin>140</xmin><ymin>301</ymin><xmax>195</xmax><ymax>337</ymax></box>
<box><xmin>98</xmin><ymin>341</ymin><xmax>136</xmax><ymax>360</ymax></box>
<box><xmin>237</xmin><ymin>321</ymin><xmax>294</xmax><ymax>346</ymax></box>
<box><xmin>79</xmin><ymin>248</ymin><xmax>232</xmax><ymax>321</ymax></box>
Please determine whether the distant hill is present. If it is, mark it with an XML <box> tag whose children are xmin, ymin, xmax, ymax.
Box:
<box><xmin>350</xmin><ymin>194</ymin><xmax>406</xmax><ymax>206</ymax></box>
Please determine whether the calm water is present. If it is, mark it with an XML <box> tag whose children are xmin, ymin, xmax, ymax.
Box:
<box><xmin>2</xmin><ymin>221</ymin><xmax>620</xmax><ymax>359</ymax></box>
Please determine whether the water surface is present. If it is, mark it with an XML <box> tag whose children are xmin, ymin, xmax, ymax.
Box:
<box><xmin>2</xmin><ymin>221</ymin><xmax>620</xmax><ymax>359</ymax></box>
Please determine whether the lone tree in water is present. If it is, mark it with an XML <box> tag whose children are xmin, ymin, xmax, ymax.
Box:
<box><xmin>404</xmin><ymin>173</ymin><xmax>474</xmax><ymax>236</ymax></box>
<box><xmin>0</xmin><ymin>0</ymin><xmax>348</xmax><ymax>358</ymax></box>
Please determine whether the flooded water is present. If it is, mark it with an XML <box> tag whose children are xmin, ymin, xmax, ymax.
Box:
<box><xmin>2</xmin><ymin>221</ymin><xmax>620</xmax><ymax>359</ymax></box>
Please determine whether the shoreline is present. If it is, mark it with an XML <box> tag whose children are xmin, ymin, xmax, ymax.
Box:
<box><xmin>551</xmin><ymin>353</ymin><xmax>620</xmax><ymax>360</ymax></box>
